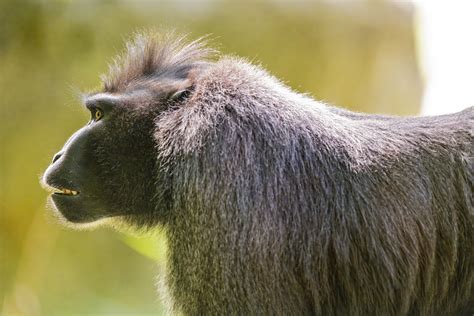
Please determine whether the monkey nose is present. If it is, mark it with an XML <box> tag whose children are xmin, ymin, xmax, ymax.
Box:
<box><xmin>52</xmin><ymin>151</ymin><xmax>63</xmax><ymax>164</ymax></box>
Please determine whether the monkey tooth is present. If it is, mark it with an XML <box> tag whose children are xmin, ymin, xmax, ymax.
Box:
<box><xmin>50</xmin><ymin>187</ymin><xmax>79</xmax><ymax>196</ymax></box>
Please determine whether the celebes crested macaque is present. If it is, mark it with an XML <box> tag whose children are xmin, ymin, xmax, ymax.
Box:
<box><xmin>42</xmin><ymin>33</ymin><xmax>473</xmax><ymax>315</ymax></box>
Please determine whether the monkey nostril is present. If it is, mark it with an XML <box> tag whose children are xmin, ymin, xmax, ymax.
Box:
<box><xmin>52</xmin><ymin>152</ymin><xmax>63</xmax><ymax>164</ymax></box>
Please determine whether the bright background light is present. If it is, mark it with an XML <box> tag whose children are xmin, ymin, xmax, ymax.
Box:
<box><xmin>413</xmin><ymin>0</ymin><xmax>474</xmax><ymax>115</ymax></box>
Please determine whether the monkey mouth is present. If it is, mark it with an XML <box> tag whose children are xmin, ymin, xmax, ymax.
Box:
<box><xmin>40</xmin><ymin>176</ymin><xmax>80</xmax><ymax>196</ymax></box>
<box><xmin>44</xmin><ymin>185</ymin><xmax>80</xmax><ymax>196</ymax></box>
<box><xmin>52</xmin><ymin>188</ymin><xmax>80</xmax><ymax>196</ymax></box>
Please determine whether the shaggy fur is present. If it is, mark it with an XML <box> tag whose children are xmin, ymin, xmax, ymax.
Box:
<box><xmin>88</xmin><ymin>33</ymin><xmax>474</xmax><ymax>314</ymax></box>
<box><xmin>102</xmin><ymin>32</ymin><xmax>213</xmax><ymax>93</ymax></box>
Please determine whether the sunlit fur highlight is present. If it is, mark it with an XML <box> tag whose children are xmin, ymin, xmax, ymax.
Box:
<box><xmin>102</xmin><ymin>32</ymin><xmax>214</xmax><ymax>93</ymax></box>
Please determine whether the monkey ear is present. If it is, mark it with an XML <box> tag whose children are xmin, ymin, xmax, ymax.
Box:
<box><xmin>166</xmin><ymin>67</ymin><xmax>202</xmax><ymax>103</ymax></box>
<box><xmin>169</xmin><ymin>89</ymin><xmax>191</xmax><ymax>102</ymax></box>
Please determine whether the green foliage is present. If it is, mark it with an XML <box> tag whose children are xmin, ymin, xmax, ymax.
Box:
<box><xmin>119</xmin><ymin>233</ymin><xmax>167</xmax><ymax>263</ymax></box>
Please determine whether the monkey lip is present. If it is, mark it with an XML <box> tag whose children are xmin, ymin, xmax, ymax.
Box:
<box><xmin>41</xmin><ymin>177</ymin><xmax>80</xmax><ymax>197</ymax></box>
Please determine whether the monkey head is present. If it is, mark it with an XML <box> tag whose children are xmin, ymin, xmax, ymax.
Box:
<box><xmin>41</xmin><ymin>34</ymin><xmax>209</xmax><ymax>226</ymax></box>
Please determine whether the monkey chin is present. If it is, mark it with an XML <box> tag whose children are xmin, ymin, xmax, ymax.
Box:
<box><xmin>45</xmin><ymin>196</ymin><xmax>111</xmax><ymax>231</ymax></box>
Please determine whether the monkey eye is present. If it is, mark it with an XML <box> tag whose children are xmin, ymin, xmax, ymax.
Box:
<box><xmin>91</xmin><ymin>108</ymin><xmax>103</xmax><ymax>122</ymax></box>
<box><xmin>84</xmin><ymin>96</ymin><xmax>115</xmax><ymax>122</ymax></box>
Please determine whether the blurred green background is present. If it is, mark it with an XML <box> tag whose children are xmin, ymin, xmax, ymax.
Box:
<box><xmin>1</xmin><ymin>0</ymin><xmax>423</xmax><ymax>315</ymax></box>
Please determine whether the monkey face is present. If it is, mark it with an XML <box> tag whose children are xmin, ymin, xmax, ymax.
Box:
<box><xmin>42</xmin><ymin>92</ymin><xmax>162</xmax><ymax>225</ymax></box>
